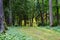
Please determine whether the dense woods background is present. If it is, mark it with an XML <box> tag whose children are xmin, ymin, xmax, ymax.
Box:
<box><xmin>0</xmin><ymin>0</ymin><xmax>60</xmax><ymax>34</ymax></box>
<box><xmin>0</xmin><ymin>0</ymin><xmax>60</xmax><ymax>40</ymax></box>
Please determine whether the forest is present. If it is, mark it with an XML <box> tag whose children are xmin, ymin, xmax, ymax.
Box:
<box><xmin>0</xmin><ymin>0</ymin><xmax>60</xmax><ymax>40</ymax></box>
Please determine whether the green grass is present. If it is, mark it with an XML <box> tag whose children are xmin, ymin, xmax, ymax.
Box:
<box><xmin>0</xmin><ymin>27</ymin><xmax>33</xmax><ymax>40</ymax></box>
<box><xmin>0</xmin><ymin>26</ymin><xmax>60</xmax><ymax>40</ymax></box>
<box><xmin>43</xmin><ymin>26</ymin><xmax>60</xmax><ymax>32</ymax></box>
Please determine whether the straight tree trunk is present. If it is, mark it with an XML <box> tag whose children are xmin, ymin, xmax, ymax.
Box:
<box><xmin>41</xmin><ymin>0</ymin><xmax>44</xmax><ymax>26</ymax></box>
<box><xmin>0</xmin><ymin>0</ymin><xmax>4</xmax><ymax>33</ymax></box>
<box><xmin>18</xmin><ymin>18</ymin><xmax>22</xmax><ymax>26</ymax></box>
<box><xmin>9</xmin><ymin>0</ymin><xmax>12</xmax><ymax>26</ymax></box>
<box><xmin>49</xmin><ymin>0</ymin><xmax>53</xmax><ymax>26</ymax></box>
<box><xmin>46</xmin><ymin>12</ymin><xmax>47</xmax><ymax>25</ymax></box>
<box><xmin>56</xmin><ymin>0</ymin><xmax>59</xmax><ymax>25</ymax></box>
<box><xmin>12</xmin><ymin>14</ymin><xmax>15</xmax><ymax>25</ymax></box>
<box><xmin>24</xmin><ymin>19</ymin><xmax>26</xmax><ymax>26</ymax></box>
<box><xmin>30</xmin><ymin>19</ymin><xmax>33</xmax><ymax>26</ymax></box>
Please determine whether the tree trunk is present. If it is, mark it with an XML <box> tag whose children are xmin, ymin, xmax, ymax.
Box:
<box><xmin>12</xmin><ymin>13</ymin><xmax>15</xmax><ymax>25</ymax></box>
<box><xmin>30</xmin><ymin>19</ymin><xmax>33</xmax><ymax>26</ymax></box>
<box><xmin>18</xmin><ymin>18</ymin><xmax>22</xmax><ymax>26</ymax></box>
<box><xmin>41</xmin><ymin>0</ymin><xmax>44</xmax><ymax>26</ymax></box>
<box><xmin>56</xmin><ymin>0</ymin><xmax>59</xmax><ymax>25</ymax></box>
<box><xmin>8</xmin><ymin>0</ymin><xmax>12</xmax><ymax>26</ymax></box>
<box><xmin>24</xmin><ymin>19</ymin><xmax>26</xmax><ymax>26</ymax></box>
<box><xmin>46</xmin><ymin>12</ymin><xmax>47</xmax><ymax>25</ymax></box>
<box><xmin>0</xmin><ymin>0</ymin><xmax>4</xmax><ymax>33</ymax></box>
<box><xmin>49</xmin><ymin>0</ymin><xmax>53</xmax><ymax>26</ymax></box>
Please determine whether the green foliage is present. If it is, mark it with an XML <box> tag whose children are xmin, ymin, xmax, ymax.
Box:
<box><xmin>44</xmin><ymin>26</ymin><xmax>60</xmax><ymax>32</ymax></box>
<box><xmin>0</xmin><ymin>27</ymin><xmax>33</xmax><ymax>40</ymax></box>
<box><xmin>51</xmin><ymin>26</ymin><xmax>60</xmax><ymax>32</ymax></box>
<box><xmin>3</xmin><ymin>0</ymin><xmax>60</xmax><ymax>26</ymax></box>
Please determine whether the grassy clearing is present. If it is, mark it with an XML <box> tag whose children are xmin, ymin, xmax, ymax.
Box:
<box><xmin>19</xmin><ymin>27</ymin><xmax>60</xmax><ymax>40</ymax></box>
<box><xmin>0</xmin><ymin>26</ymin><xmax>60</xmax><ymax>40</ymax></box>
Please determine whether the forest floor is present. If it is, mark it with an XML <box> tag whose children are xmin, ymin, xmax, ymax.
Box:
<box><xmin>0</xmin><ymin>26</ymin><xmax>60</xmax><ymax>40</ymax></box>
<box><xmin>19</xmin><ymin>26</ymin><xmax>60</xmax><ymax>40</ymax></box>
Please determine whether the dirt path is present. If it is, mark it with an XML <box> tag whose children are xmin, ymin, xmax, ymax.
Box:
<box><xmin>18</xmin><ymin>27</ymin><xmax>60</xmax><ymax>40</ymax></box>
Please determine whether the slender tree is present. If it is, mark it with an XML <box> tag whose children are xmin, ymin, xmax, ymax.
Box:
<box><xmin>36</xmin><ymin>0</ymin><xmax>41</xmax><ymax>26</ymax></box>
<box><xmin>8</xmin><ymin>0</ymin><xmax>12</xmax><ymax>26</ymax></box>
<box><xmin>0</xmin><ymin>0</ymin><xmax>4</xmax><ymax>33</ymax></box>
<box><xmin>41</xmin><ymin>0</ymin><xmax>44</xmax><ymax>26</ymax></box>
<box><xmin>56</xmin><ymin>0</ymin><xmax>59</xmax><ymax>25</ymax></box>
<box><xmin>49</xmin><ymin>0</ymin><xmax>53</xmax><ymax>26</ymax></box>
